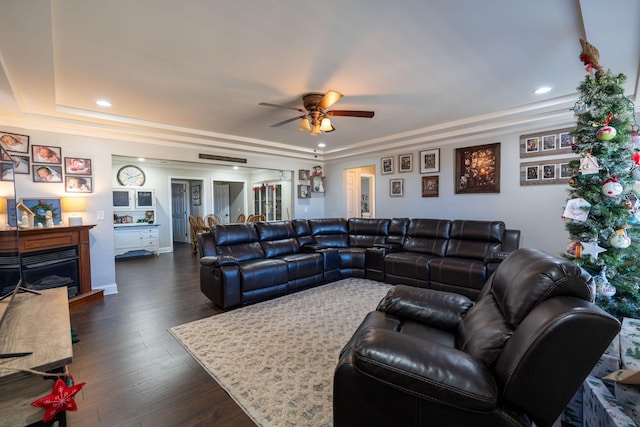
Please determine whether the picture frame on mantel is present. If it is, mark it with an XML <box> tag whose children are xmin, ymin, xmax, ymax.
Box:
<box><xmin>455</xmin><ymin>142</ymin><xmax>500</xmax><ymax>194</ymax></box>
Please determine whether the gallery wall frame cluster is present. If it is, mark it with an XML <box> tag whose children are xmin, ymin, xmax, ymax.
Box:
<box><xmin>519</xmin><ymin>127</ymin><xmax>578</xmax><ymax>186</ymax></box>
<box><xmin>0</xmin><ymin>130</ymin><xmax>93</xmax><ymax>192</ymax></box>
<box><xmin>381</xmin><ymin>143</ymin><xmax>504</xmax><ymax>198</ymax></box>
<box><xmin>381</xmin><ymin>148</ymin><xmax>442</xmax><ymax>197</ymax></box>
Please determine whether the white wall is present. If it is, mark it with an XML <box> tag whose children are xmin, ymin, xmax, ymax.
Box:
<box><xmin>322</xmin><ymin>124</ymin><xmax>574</xmax><ymax>256</ymax></box>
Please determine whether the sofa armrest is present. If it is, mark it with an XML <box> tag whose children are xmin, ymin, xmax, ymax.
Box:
<box><xmin>376</xmin><ymin>285</ymin><xmax>473</xmax><ymax>331</ymax></box>
<box><xmin>352</xmin><ymin>328</ymin><xmax>497</xmax><ymax>412</ymax></box>
<box><xmin>484</xmin><ymin>251</ymin><xmax>511</xmax><ymax>263</ymax></box>
<box><xmin>200</xmin><ymin>255</ymin><xmax>239</xmax><ymax>267</ymax></box>
<box><xmin>301</xmin><ymin>244</ymin><xmax>330</xmax><ymax>252</ymax></box>
<box><xmin>372</xmin><ymin>243</ymin><xmax>402</xmax><ymax>252</ymax></box>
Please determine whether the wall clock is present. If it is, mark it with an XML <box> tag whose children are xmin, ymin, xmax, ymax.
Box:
<box><xmin>117</xmin><ymin>164</ymin><xmax>146</xmax><ymax>186</ymax></box>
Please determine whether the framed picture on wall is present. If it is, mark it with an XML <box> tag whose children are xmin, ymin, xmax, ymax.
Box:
<box><xmin>421</xmin><ymin>176</ymin><xmax>439</xmax><ymax>197</ymax></box>
<box><xmin>454</xmin><ymin>142</ymin><xmax>500</xmax><ymax>194</ymax></box>
<box><xmin>32</xmin><ymin>145</ymin><xmax>62</xmax><ymax>164</ymax></box>
<box><xmin>0</xmin><ymin>132</ymin><xmax>29</xmax><ymax>154</ymax></box>
<box><xmin>398</xmin><ymin>153</ymin><xmax>413</xmax><ymax>173</ymax></box>
<box><xmin>192</xmin><ymin>184</ymin><xmax>201</xmax><ymax>206</ymax></box>
<box><xmin>32</xmin><ymin>165</ymin><xmax>63</xmax><ymax>183</ymax></box>
<box><xmin>65</xmin><ymin>157</ymin><xmax>92</xmax><ymax>175</ymax></box>
<box><xmin>390</xmin><ymin>178</ymin><xmax>404</xmax><ymax>197</ymax></box>
<box><xmin>381</xmin><ymin>156</ymin><xmax>394</xmax><ymax>175</ymax></box>
<box><xmin>298</xmin><ymin>184</ymin><xmax>311</xmax><ymax>198</ymax></box>
<box><xmin>419</xmin><ymin>149</ymin><xmax>440</xmax><ymax>174</ymax></box>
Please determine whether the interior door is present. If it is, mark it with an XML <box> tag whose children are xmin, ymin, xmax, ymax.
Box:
<box><xmin>344</xmin><ymin>169</ymin><xmax>357</xmax><ymax>218</ymax></box>
<box><xmin>171</xmin><ymin>182</ymin><xmax>189</xmax><ymax>243</ymax></box>
<box><xmin>214</xmin><ymin>183</ymin><xmax>231</xmax><ymax>223</ymax></box>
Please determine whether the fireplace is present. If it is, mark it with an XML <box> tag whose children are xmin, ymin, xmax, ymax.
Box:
<box><xmin>20</xmin><ymin>246</ymin><xmax>80</xmax><ymax>298</ymax></box>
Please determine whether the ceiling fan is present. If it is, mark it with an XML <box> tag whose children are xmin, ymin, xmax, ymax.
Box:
<box><xmin>259</xmin><ymin>90</ymin><xmax>375</xmax><ymax>135</ymax></box>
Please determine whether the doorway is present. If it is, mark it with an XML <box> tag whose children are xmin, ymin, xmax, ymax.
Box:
<box><xmin>344</xmin><ymin>165</ymin><xmax>376</xmax><ymax>218</ymax></box>
<box><xmin>213</xmin><ymin>180</ymin><xmax>246</xmax><ymax>223</ymax></box>
<box><xmin>171</xmin><ymin>181</ymin><xmax>189</xmax><ymax>243</ymax></box>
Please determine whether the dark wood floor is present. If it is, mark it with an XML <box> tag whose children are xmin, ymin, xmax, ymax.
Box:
<box><xmin>67</xmin><ymin>242</ymin><xmax>255</xmax><ymax>426</ymax></box>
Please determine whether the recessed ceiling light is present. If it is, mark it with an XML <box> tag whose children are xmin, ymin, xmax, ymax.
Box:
<box><xmin>137</xmin><ymin>157</ymin><xmax>145</xmax><ymax>162</ymax></box>
<box><xmin>233</xmin><ymin>166</ymin><xmax>239</xmax><ymax>170</ymax></box>
<box><xmin>534</xmin><ymin>87</ymin><xmax>552</xmax><ymax>95</ymax></box>
<box><xmin>96</xmin><ymin>99</ymin><xmax>112</xmax><ymax>107</ymax></box>
<box><xmin>318</xmin><ymin>142</ymin><xmax>326</xmax><ymax>148</ymax></box>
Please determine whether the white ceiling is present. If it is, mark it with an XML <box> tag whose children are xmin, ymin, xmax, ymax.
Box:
<box><xmin>0</xmin><ymin>0</ymin><xmax>638</xmax><ymax>162</ymax></box>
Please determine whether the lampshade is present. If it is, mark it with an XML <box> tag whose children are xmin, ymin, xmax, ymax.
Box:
<box><xmin>298</xmin><ymin>117</ymin><xmax>311</xmax><ymax>131</ymax></box>
<box><xmin>61</xmin><ymin>197</ymin><xmax>86</xmax><ymax>226</ymax></box>
<box><xmin>61</xmin><ymin>197</ymin><xmax>86</xmax><ymax>213</ymax></box>
<box><xmin>319</xmin><ymin>117</ymin><xmax>332</xmax><ymax>132</ymax></box>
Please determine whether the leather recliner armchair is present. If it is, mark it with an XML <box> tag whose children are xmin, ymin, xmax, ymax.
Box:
<box><xmin>334</xmin><ymin>248</ymin><xmax>620</xmax><ymax>427</ymax></box>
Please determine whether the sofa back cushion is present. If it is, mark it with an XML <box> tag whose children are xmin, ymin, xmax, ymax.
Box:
<box><xmin>255</xmin><ymin>221</ymin><xmax>301</xmax><ymax>258</ymax></box>
<box><xmin>309</xmin><ymin>218</ymin><xmax>349</xmax><ymax>248</ymax></box>
<box><xmin>387</xmin><ymin>218</ymin><xmax>409</xmax><ymax>246</ymax></box>
<box><xmin>348</xmin><ymin>218</ymin><xmax>389</xmax><ymax>248</ymax></box>
<box><xmin>402</xmin><ymin>219</ymin><xmax>451</xmax><ymax>256</ymax></box>
<box><xmin>445</xmin><ymin>220</ymin><xmax>505</xmax><ymax>260</ymax></box>
<box><xmin>456</xmin><ymin>248</ymin><xmax>594</xmax><ymax>367</ymax></box>
<box><xmin>291</xmin><ymin>219</ymin><xmax>315</xmax><ymax>247</ymax></box>
<box><xmin>212</xmin><ymin>223</ymin><xmax>265</xmax><ymax>262</ymax></box>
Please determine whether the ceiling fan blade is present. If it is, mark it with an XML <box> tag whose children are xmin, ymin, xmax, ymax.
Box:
<box><xmin>259</xmin><ymin>102</ymin><xmax>304</xmax><ymax>113</ymax></box>
<box><xmin>316</xmin><ymin>90</ymin><xmax>343</xmax><ymax>111</ymax></box>
<box><xmin>270</xmin><ymin>116</ymin><xmax>304</xmax><ymax>127</ymax></box>
<box><xmin>326</xmin><ymin>110</ymin><xmax>375</xmax><ymax>118</ymax></box>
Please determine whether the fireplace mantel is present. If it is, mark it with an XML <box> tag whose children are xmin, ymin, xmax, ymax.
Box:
<box><xmin>1</xmin><ymin>224</ymin><xmax>102</xmax><ymax>308</ymax></box>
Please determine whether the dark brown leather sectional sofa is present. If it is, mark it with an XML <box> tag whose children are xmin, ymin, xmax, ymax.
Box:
<box><xmin>198</xmin><ymin>217</ymin><xmax>521</xmax><ymax>309</ymax></box>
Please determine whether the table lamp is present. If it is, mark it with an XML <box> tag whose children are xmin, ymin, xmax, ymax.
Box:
<box><xmin>61</xmin><ymin>197</ymin><xmax>86</xmax><ymax>226</ymax></box>
<box><xmin>0</xmin><ymin>197</ymin><xmax>6</xmax><ymax>228</ymax></box>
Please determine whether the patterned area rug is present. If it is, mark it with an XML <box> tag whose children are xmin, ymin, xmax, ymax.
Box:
<box><xmin>168</xmin><ymin>278</ymin><xmax>391</xmax><ymax>427</ymax></box>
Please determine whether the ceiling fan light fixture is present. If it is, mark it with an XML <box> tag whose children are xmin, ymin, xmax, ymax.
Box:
<box><xmin>319</xmin><ymin>117</ymin><xmax>332</xmax><ymax>132</ymax></box>
<box><xmin>298</xmin><ymin>117</ymin><xmax>311</xmax><ymax>131</ymax></box>
<box><xmin>311</xmin><ymin>121</ymin><xmax>321</xmax><ymax>135</ymax></box>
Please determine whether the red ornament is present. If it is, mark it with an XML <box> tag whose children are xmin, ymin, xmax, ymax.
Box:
<box><xmin>31</xmin><ymin>377</ymin><xmax>85</xmax><ymax>423</ymax></box>
<box><xmin>632</xmin><ymin>150</ymin><xmax>640</xmax><ymax>166</ymax></box>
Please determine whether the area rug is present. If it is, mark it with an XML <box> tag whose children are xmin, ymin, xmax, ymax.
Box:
<box><xmin>168</xmin><ymin>278</ymin><xmax>391</xmax><ymax>427</ymax></box>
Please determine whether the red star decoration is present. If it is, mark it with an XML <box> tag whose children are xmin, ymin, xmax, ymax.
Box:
<box><xmin>31</xmin><ymin>378</ymin><xmax>85</xmax><ymax>423</ymax></box>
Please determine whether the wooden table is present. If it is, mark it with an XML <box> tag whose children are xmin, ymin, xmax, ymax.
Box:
<box><xmin>0</xmin><ymin>287</ymin><xmax>73</xmax><ymax>426</ymax></box>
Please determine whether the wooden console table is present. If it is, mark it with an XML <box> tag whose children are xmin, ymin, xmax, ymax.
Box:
<box><xmin>0</xmin><ymin>287</ymin><xmax>73</xmax><ymax>425</ymax></box>
<box><xmin>0</xmin><ymin>225</ymin><xmax>103</xmax><ymax>309</ymax></box>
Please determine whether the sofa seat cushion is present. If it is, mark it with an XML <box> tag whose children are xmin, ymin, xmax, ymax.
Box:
<box><xmin>239</xmin><ymin>259</ymin><xmax>288</xmax><ymax>292</ymax></box>
<box><xmin>279</xmin><ymin>253</ymin><xmax>324</xmax><ymax>280</ymax></box>
<box><xmin>338</xmin><ymin>247</ymin><xmax>367</xmax><ymax>270</ymax></box>
<box><xmin>428</xmin><ymin>257</ymin><xmax>488</xmax><ymax>291</ymax></box>
<box><xmin>384</xmin><ymin>252</ymin><xmax>434</xmax><ymax>279</ymax></box>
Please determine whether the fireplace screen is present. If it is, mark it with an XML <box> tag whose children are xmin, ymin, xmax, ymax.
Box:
<box><xmin>21</xmin><ymin>246</ymin><xmax>80</xmax><ymax>298</ymax></box>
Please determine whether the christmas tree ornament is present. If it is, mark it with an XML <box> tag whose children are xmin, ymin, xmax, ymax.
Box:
<box><xmin>595</xmin><ymin>268</ymin><xmax>616</xmax><ymax>297</ymax></box>
<box><xmin>609</xmin><ymin>229</ymin><xmax>632</xmax><ymax>249</ymax></box>
<box><xmin>596</xmin><ymin>125</ymin><xmax>617</xmax><ymax>141</ymax></box>
<box><xmin>581</xmin><ymin>240</ymin><xmax>606</xmax><ymax>259</ymax></box>
<box><xmin>579</xmin><ymin>38</ymin><xmax>603</xmax><ymax>72</ymax></box>
<box><xmin>579</xmin><ymin>153</ymin><xmax>601</xmax><ymax>175</ymax></box>
<box><xmin>631</xmin><ymin>129</ymin><xmax>640</xmax><ymax>147</ymax></box>
<box><xmin>566</xmin><ymin>240</ymin><xmax>582</xmax><ymax>258</ymax></box>
<box><xmin>568</xmin><ymin>176</ymin><xmax>579</xmax><ymax>187</ymax></box>
<box><xmin>632</xmin><ymin>150</ymin><xmax>640</xmax><ymax>166</ymax></box>
<box><xmin>572</xmin><ymin>100</ymin><xmax>590</xmax><ymax>116</ymax></box>
<box><xmin>31</xmin><ymin>376</ymin><xmax>85</xmax><ymax>423</ymax></box>
<box><xmin>602</xmin><ymin>176</ymin><xmax>623</xmax><ymax>197</ymax></box>
<box><xmin>562</xmin><ymin>198</ymin><xmax>591</xmax><ymax>222</ymax></box>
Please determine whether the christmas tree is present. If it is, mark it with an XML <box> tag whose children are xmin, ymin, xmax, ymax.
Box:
<box><xmin>563</xmin><ymin>39</ymin><xmax>640</xmax><ymax>320</ymax></box>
